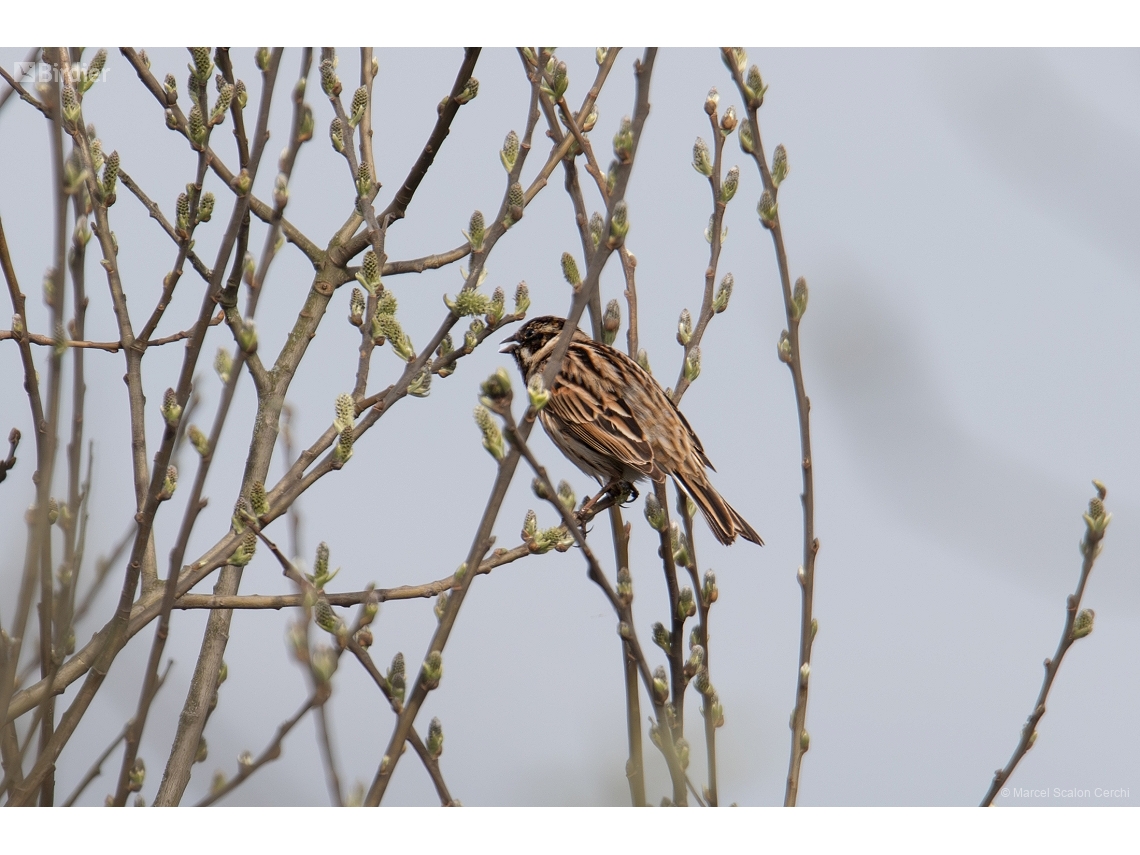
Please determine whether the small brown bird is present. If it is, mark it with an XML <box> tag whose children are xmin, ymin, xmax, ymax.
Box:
<box><xmin>500</xmin><ymin>316</ymin><xmax>762</xmax><ymax>546</ymax></box>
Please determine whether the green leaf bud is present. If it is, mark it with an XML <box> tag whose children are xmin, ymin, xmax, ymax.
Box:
<box><xmin>158</xmin><ymin>465</ymin><xmax>178</xmax><ymax>501</ymax></box>
<box><xmin>745</xmin><ymin>65</ymin><xmax>766</xmax><ymax>107</ymax></box>
<box><xmin>644</xmin><ymin>492</ymin><xmax>667</xmax><ymax>532</ymax></box>
<box><xmin>161</xmin><ymin>387</ymin><xmax>182</xmax><ymax>428</ymax></box>
<box><xmin>702</xmin><ymin>570</ymin><xmax>718</xmax><ymax>604</ymax></box>
<box><xmin>175</xmin><ymin>192</ymin><xmax>191</xmax><ymax>234</ymax></box>
<box><xmin>616</xmin><ymin>566</ymin><xmax>632</xmax><ymax>605</ymax></box>
<box><xmin>329</xmin><ymin>117</ymin><xmax>344</xmax><ymax>153</ymax></box>
<box><xmin>188</xmin><ymin>424</ymin><xmax>209</xmax><ymax>457</ymax></box>
<box><xmin>652</xmin><ymin>666</ymin><xmax>668</xmax><ymax>702</ymax></box>
<box><xmin>723</xmin><ymin>47</ymin><xmax>747</xmax><ymax>74</ymax></box>
<box><xmin>236</xmin><ymin>319</ymin><xmax>257</xmax><ymax>354</ymax></box>
<box><xmin>612</xmin><ymin>116</ymin><xmax>633</xmax><ymax>163</ymax></box>
<box><xmin>1071</xmin><ymin>608</ymin><xmax>1095</xmax><ymax>640</ymax></box>
<box><xmin>407</xmin><ymin>366</ymin><xmax>432</xmax><ymax>399</ymax></box>
<box><xmin>601</xmin><ymin>299</ymin><xmax>621</xmax><ymax>346</ymax></box>
<box><xmin>349</xmin><ymin>86</ymin><xmax>367</xmax><ymax>128</ymax></box>
<box><xmin>523</xmin><ymin>509</ymin><xmax>539</xmax><ymax>539</ymax></box>
<box><xmin>683</xmin><ymin>346</ymin><xmax>701</xmax><ymax>383</ymax></box>
<box><xmin>678</xmin><ymin>585</ymin><xmax>696</xmax><ymax>619</ymax></box>
<box><xmin>214</xmin><ymin>346</ymin><xmax>233</xmax><ymax>384</ymax></box>
<box><xmin>319</xmin><ymin>57</ymin><xmax>340</xmax><ymax>97</ymax></box>
<box><xmin>198</xmin><ymin>191</ymin><xmax>215</xmax><ymax>223</ymax></box>
<box><xmin>771</xmin><ymin>144</ymin><xmax>788</xmax><ymax>186</ymax></box>
<box><xmin>652</xmin><ymin>621</ymin><xmax>671</xmax><ymax>653</ymax></box>
<box><xmin>721</xmin><ymin>165</ymin><xmax>739</xmax><ymax>203</ymax></box>
<box><xmin>589</xmin><ymin>211</ymin><xmax>605</xmax><ymax>250</ymax></box>
<box><xmin>229</xmin><ymin>528</ymin><xmax>256</xmax><ymax>566</ymax></box>
<box><xmin>486</xmin><ymin>286</ymin><xmax>505</xmax><ymax>327</ymax></box>
<box><xmin>189</xmin><ymin>47</ymin><xmax>213</xmax><ymax>82</ymax></box>
<box><xmin>527</xmin><ymin>374</ymin><xmax>549</xmax><ymax>411</ymax></box>
<box><xmin>556</xmin><ymin>480</ymin><xmax>576</xmax><ymax>513</ymax></box>
<box><xmin>608</xmin><ymin>200</ymin><xmax>629</xmax><ymax>246</ymax></box>
<box><xmin>187</xmin><ymin>104</ymin><xmax>206</xmax><ymax>147</ymax></box>
<box><xmin>479</xmin><ymin>366</ymin><xmax>513</xmax><ymax>411</ymax></box>
<box><xmin>427</xmin><ymin>717</ymin><xmax>445</xmax><ymax>759</ymax></box>
<box><xmin>505</xmin><ymin>182</ymin><xmax>524</xmax><ymax>224</ymax></box>
<box><xmin>739</xmin><ymin>118</ymin><xmax>755</xmax><ymax>154</ymax></box>
<box><xmin>561</xmin><ymin>252</ymin><xmax>580</xmax><ymax>288</ymax></box>
<box><xmin>500</xmin><ymin>130</ymin><xmax>519</xmax><ymax>173</ymax></box>
<box><xmin>349</xmin><ymin>287</ymin><xmax>365</xmax><ymax>327</ymax></box>
<box><xmin>421</xmin><ymin>650</ymin><xmax>443</xmax><ymax>690</ymax></box>
<box><xmin>713</xmin><ymin>273</ymin><xmax>734</xmax><ymax>314</ymax></box>
<box><xmin>777</xmin><ymin>330</ymin><xmax>792</xmax><ymax>364</ymax></box>
<box><xmin>692</xmin><ymin>137</ymin><xmax>712</xmax><ymax>177</ymax></box>
<box><xmin>464</xmin><ymin>210</ymin><xmax>485</xmax><ymax>252</ymax></box>
<box><xmin>676</xmin><ymin>308</ymin><xmax>693</xmax><ymax>346</ymax></box>
<box><xmin>720</xmin><ymin>105</ymin><xmax>738</xmax><ymax>134</ymax></box>
<box><xmin>434</xmin><ymin>591</ymin><xmax>448</xmax><ymax>623</ymax></box>
<box><xmin>356</xmin><ymin>162</ymin><xmax>372</xmax><ymax>198</ymax></box>
<box><xmin>792</xmin><ymin>276</ymin><xmax>809</xmax><ymax>320</ymax></box>
<box><xmin>250</xmin><ymin>481</ymin><xmax>269</xmax><ymax>517</ymax></box>
<box><xmin>514</xmin><ymin>281</ymin><xmax>531</xmax><ymax>316</ymax></box>
<box><xmin>210</xmin><ymin>83</ymin><xmax>233</xmax><ymax>126</ymax></box>
<box><xmin>445</xmin><ymin>289</ymin><xmax>491</xmax><ymax>317</ymax></box>
<box><xmin>474</xmin><ymin>406</ymin><xmax>505</xmax><ymax>461</ymax></box>
<box><xmin>758</xmin><ymin>189</ymin><xmax>777</xmax><ymax>227</ymax></box>
<box><xmin>456</xmin><ymin>77</ymin><xmax>479</xmax><ymax>105</ymax></box>
<box><xmin>636</xmin><ymin>348</ymin><xmax>652</xmax><ymax>374</ymax></box>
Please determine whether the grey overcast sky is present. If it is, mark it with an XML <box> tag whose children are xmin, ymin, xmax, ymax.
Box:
<box><xmin>1</xmin><ymin>48</ymin><xmax>1137</xmax><ymax>806</ymax></box>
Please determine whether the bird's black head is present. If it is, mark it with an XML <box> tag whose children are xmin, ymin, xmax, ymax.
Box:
<box><xmin>499</xmin><ymin>315</ymin><xmax>571</xmax><ymax>379</ymax></box>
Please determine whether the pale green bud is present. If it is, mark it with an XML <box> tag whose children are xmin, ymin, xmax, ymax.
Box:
<box><xmin>721</xmin><ymin>165</ymin><xmax>739</xmax><ymax>203</ymax></box>
<box><xmin>421</xmin><ymin>650</ymin><xmax>443</xmax><ymax>689</ymax></box>
<box><xmin>556</xmin><ymin>480</ymin><xmax>576</xmax><ymax>513</ymax></box>
<box><xmin>792</xmin><ymin>276</ymin><xmax>809</xmax><ymax>320</ymax></box>
<box><xmin>479</xmin><ymin>366</ymin><xmax>512</xmax><ymax>410</ymax></box>
<box><xmin>505</xmin><ymin>182</ymin><xmax>525</xmax><ymax>224</ymax></box>
<box><xmin>427</xmin><ymin>717</ymin><xmax>445</xmax><ymax>759</ymax></box>
<box><xmin>255</xmin><ymin>47</ymin><xmax>270</xmax><ymax>72</ymax></box>
<box><xmin>330</xmin><ymin>117</ymin><xmax>344</xmax><ymax>153</ymax></box>
<box><xmin>434</xmin><ymin>591</ymin><xmax>448</xmax><ymax>623</ymax></box>
<box><xmin>500</xmin><ymin>130</ymin><xmax>519</xmax><ymax>172</ymax></box>
<box><xmin>407</xmin><ymin>366</ymin><xmax>432</xmax><ymax>399</ymax></box>
<box><xmin>616</xmin><ymin>566</ymin><xmax>632</xmax><ymax>605</ymax></box>
<box><xmin>523</xmin><ymin>509</ymin><xmax>539</xmax><ymax>539</ymax></box>
<box><xmin>334</xmin><ymin>425</ymin><xmax>353</xmax><ymax>465</ymax></box>
<box><xmin>644</xmin><ymin>492</ymin><xmax>667</xmax><ymax>532</ymax></box>
<box><xmin>102</xmin><ymin>150</ymin><xmax>120</xmax><ymax>200</ymax></box>
<box><xmin>739</xmin><ymin>119</ymin><xmax>755</xmax><ymax>154</ymax></box>
<box><xmin>613</xmin><ymin>116</ymin><xmax>633</xmax><ymax>163</ymax></box>
<box><xmin>778</xmin><ymin>330</ymin><xmax>792</xmax><ymax>364</ymax></box>
<box><xmin>349</xmin><ymin>86</ymin><xmax>367</xmax><ymax>128</ymax></box>
<box><xmin>445</xmin><ymin>289</ymin><xmax>491</xmax><ymax>317</ymax></box>
<box><xmin>514</xmin><ymin>281</ymin><xmax>530</xmax><ymax>316</ymax></box>
<box><xmin>596</xmin><ymin>47</ymin><xmax>609</xmax><ymax>66</ymax></box>
<box><xmin>601</xmin><ymin>299</ymin><xmax>621</xmax><ymax>345</ymax></box>
<box><xmin>189</xmin><ymin>47</ymin><xmax>213</xmax><ymax>82</ymax></box>
<box><xmin>163</xmin><ymin>73</ymin><xmax>178</xmax><ymax>105</ymax></box>
<box><xmin>161</xmin><ymin>387</ymin><xmax>182</xmax><ymax>428</ymax></box>
<box><xmin>214</xmin><ymin>347</ymin><xmax>232</xmax><ymax>384</ymax></box>
<box><xmin>589</xmin><ymin>212</ymin><xmax>605</xmax><ymax>250</ymax></box>
<box><xmin>683</xmin><ymin>347</ymin><xmax>701</xmax><ymax>383</ymax></box>
<box><xmin>652</xmin><ymin>666</ymin><xmax>668</xmax><ymax>701</ymax></box>
<box><xmin>713</xmin><ymin>273</ymin><xmax>734</xmax><ymax>314</ymax></box>
<box><xmin>723</xmin><ymin>47</ymin><xmax>747</xmax><ymax>74</ymax></box>
<box><xmin>356</xmin><ymin>162</ymin><xmax>372</xmax><ymax>198</ymax></box>
<box><xmin>188</xmin><ymin>104</ymin><xmax>206</xmax><ymax>147</ymax></box>
<box><xmin>720</xmin><ymin>105</ymin><xmax>738</xmax><ymax>134</ymax></box>
<box><xmin>758</xmin><ymin>189</ymin><xmax>777</xmax><ymax>227</ymax></box>
<box><xmin>319</xmin><ymin>57</ymin><xmax>340</xmax><ymax>97</ymax></box>
<box><xmin>771</xmin><ymin>144</ymin><xmax>788</xmax><ymax>186</ymax></box>
<box><xmin>229</xmin><ymin>529</ymin><xmax>257</xmax><ymax>566</ymax></box>
<box><xmin>527</xmin><ymin>374</ymin><xmax>549</xmax><ymax>411</ymax></box>
<box><xmin>745</xmin><ymin>65</ymin><xmax>766</xmax><ymax>107</ymax></box>
<box><xmin>159</xmin><ymin>465</ymin><xmax>178</xmax><ymax>501</ymax></box>
<box><xmin>652</xmin><ymin>622</ymin><xmax>671</xmax><ymax>653</ymax></box>
<box><xmin>311</xmin><ymin>645</ymin><xmax>338</xmax><ymax>683</ymax></box>
<box><xmin>677</xmin><ymin>308</ymin><xmax>693</xmax><ymax>346</ymax></box>
<box><xmin>188</xmin><ymin>424</ymin><xmax>209</xmax><ymax>457</ymax></box>
<box><xmin>487</xmin><ymin>286</ymin><xmax>505</xmax><ymax>326</ymax></box>
<box><xmin>176</xmin><ymin>192</ymin><xmax>191</xmax><ymax>233</ymax></box>
<box><xmin>349</xmin><ymin>287</ymin><xmax>365</xmax><ymax>327</ymax></box>
<box><xmin>702</xmin><ymin>570</ymin><xmax>718</xmax><ymax>604</ymax></box>
<box><xmin>692</xmin><ymin>137</ymin><xmax>712</xmax><ymax>177</ymax></box>
<box><xmin>1071</xmin><ymin>609</ymin><xmax>1095</xmax><ymax>640</ymax></box>
<box><xmin>250</xmin><ymin>481</ymin><xmax>269</xmax><ymax>517</ymax></box>
<box><xmin>198</xmin><ymin>191</ymin><xmax>215</xmax><ymax>222</ymax></box>
<box><xmin>678</xmin><ymin>586</ymin><xmax>696</xmax><ymax>619</ymax></box>
<box><xmin>210</xmin><ymin>83</ymin><xmax>233</xmax><ymax>126</ymax></box>
<box><xmin>456</xmin><ymin>77</ymin><xmax>479</xmax><ymax>105</ymax></box>
<box><xmin>560</xmin><ymin>252</ymin><xmax>581</xmax><ymax>288</ymax></box>
<box><xmin>474</xmin><ymin>406</ymin><xmax>505</xmax><ymax>461</ymax></box>
<box><xmin>636</xmin><ymin>348</ymin><xmax>652</xmax><ymax>374</ymax></box>
<box><xmin>464</xmin><ymin>210</ymin><xmax>485</xmax><ymax>252</ymax></box>
<box><xmin>608</xmin><ymin>200</ymin><xmax>629</xmax><ymax>245</ymax></box>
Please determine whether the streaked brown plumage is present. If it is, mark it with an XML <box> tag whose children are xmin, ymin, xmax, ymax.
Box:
<box><xmin>500</xmin><ymin>316</ymin><xmax>762</xmax><ymax>546</ymax></box>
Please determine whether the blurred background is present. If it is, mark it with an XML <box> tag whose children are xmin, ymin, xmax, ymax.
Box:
<box><xmin>0</xmin><ymin>47</ymin><xmax>1137</xmax><ymax>806</ymax></box>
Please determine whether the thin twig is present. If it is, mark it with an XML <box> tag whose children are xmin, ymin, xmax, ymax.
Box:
<box><xmin>981</xmin><ymin>486</ymin><xmax>1111</xmax><ymax>806</ymax></box>
<box><xmin>723</xmin><ymin>47</ymin><xmax>818</xmax><ymax>807</ymax></box>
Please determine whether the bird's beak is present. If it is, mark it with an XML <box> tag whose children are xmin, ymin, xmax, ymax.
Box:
<box><xmin>499</xmin><ymin>332</ymin><xmax>519</xmax><ymax>354</ymax></box>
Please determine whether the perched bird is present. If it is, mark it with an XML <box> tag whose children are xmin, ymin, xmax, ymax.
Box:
<box><xmin>500</xmin><ymin>316</ymin><xmax>762</xmax><ymax>546</ymax></box>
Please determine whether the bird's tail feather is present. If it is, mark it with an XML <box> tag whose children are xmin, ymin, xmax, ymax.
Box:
<box><xmin>674</xmin><ymin>472</ymin><xmax>763</xmax><ymax>547</ymax></box>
